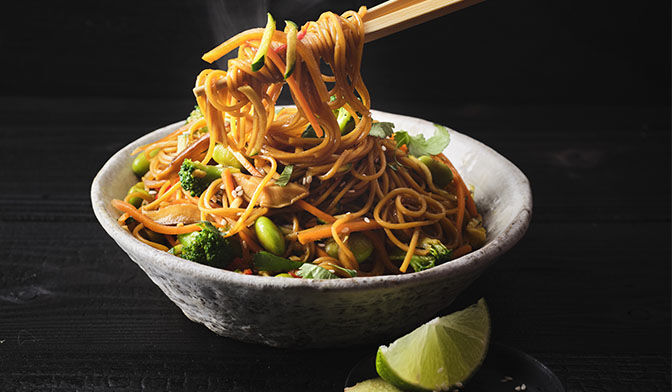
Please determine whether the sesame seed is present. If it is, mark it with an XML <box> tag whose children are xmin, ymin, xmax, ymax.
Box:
<box><xmin>521</xmin><ymin>384</ymin><xmax>527</xmax><ymax>390</ymax></box>
<box><xmin>317</xmin><ymin>243</ymin><xmax>325</xmax><ymax>248</ymax></box>
<box><xmin>381</xmin><ymin>145</ymin><xmax>387</xmax><ymax>151</ymax></box>
<box><xmin>342</xmin><ymin>227</ymin><xmax>350</xmax><ymax>233</ymax></box>
<box><xmin>514</xmin><ymin>386</ymin><xmax>521</xmax><ymax>391</ymax></box>
<box><xmin>305</xmin><ymin>175</ymin><xmax>312</xmax><ymax>184</ymax></box>
<box><xmin>234</xmin><ymin>185</ymin><xmax>243</xmax><ymax>192</ymax></box>
<box><xmin>348</xmin><ymin>189</ymin><xmax>356</xmax><ymax>193</ymax></box>
<box><xmin>455</xmin><ymin>382</ymin><xmax>463</xmax><ymax>388</ymax></box>
<box><xmin>363</xmin><ymin>217</ymin><xmax>371</xmax><ymax>223</ymax></box>
<box><xmin>148</xmin><ymin>190</ymin><xmax>157</xmax><ymax>195</ymax></box>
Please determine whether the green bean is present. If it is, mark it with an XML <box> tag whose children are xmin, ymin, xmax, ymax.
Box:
<box><xmin>418</xmin><ymin>155</ymin><xmax>453</xmax><ymax>188</ymax></box>
<box><xmin>254</xmin><ymin>216</ymin><xmax>286</xmax><ymax>256</ymax></box>
<box><xmin>132</xmin><ymin>149</ymin><xmax>159</xmax><ymax>177</ymax></box>
<box><xmin>126</xmin><ymin>182</ymin><xmax>151</xmax><ymax>208</ymax></box>
<box><xmin>213</xmin><ymin>144</ymin><xmax>243</xmax><ymax>169</ymax></box>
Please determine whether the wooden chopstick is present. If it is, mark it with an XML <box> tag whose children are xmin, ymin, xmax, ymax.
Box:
<box><xmin>363</xmin><ymin>0</ymin><xmax>484</xmax><ymax>43</ymax></box>
<box><xmin>194</xmin><ymin>0</ymin><xmax>482</xmax><ymax>96</ymax></box>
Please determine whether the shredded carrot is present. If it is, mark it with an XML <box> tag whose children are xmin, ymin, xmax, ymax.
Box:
<box><xmin>111</xmin><ymin>199</ymin><xmax>201</xmax><ymax>235</ymax></box>
<box><xmin>223</xmin><ymin>167</ymin><xmax>236</xmax><ymax>204</ymax></box>
<box><xmin>295</xmin><ymin>200</ymin><xmax>336</xmax><ymax>223</ymax></box>
<box><xmin>238</xmin><ymin>227</ymin><xmax>262</xmax><ymax>253</ymax></box>
<box><xmin>297</xmin><ymin>218</ymin><xmax>382</xmax><ymax>244</ymax></box>
<box><xmin>451</xmin><ymin>244</ymin><xmax>472</xmax><ymax>259</ymax></box>
<box><xmin>315</xmin><ymin>247</ymin><xmax>330</xmax><ymax>258</ymax></box>
<box><xmin>142</xmin><ymin>182</ymin><xmax>181</xmax><ymax>211</ymax></box>
<box><xmin>231</xmin><ymin>148</ymin><xmax>262</xmax><ymax>177</ymax></box>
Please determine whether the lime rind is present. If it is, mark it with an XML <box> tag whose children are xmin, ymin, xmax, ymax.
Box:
<box><xmin>376</xmin><ymin>299</ymin><xmax>490</xmax><ymax>391</ymax></box>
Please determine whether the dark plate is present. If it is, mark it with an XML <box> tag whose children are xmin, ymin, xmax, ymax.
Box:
<box><xmin>345</xmin><ymin>343</ymin><xmax>564</xmax><ymax>392</ymax></box>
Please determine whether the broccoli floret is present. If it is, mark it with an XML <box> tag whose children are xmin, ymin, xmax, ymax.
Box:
<box><xmin>176</xmin><ymin>222</ymin><xmax>235</xmax><ymax>268</ymax></box>
<box><xmin>178</xmin><ymin>159</ymin><xmax>225</xmax><ymax>197</ymax></box>
<box><xmin>389</xmin><ymin>238</ymin><xmax>452</xmax><ymax>273</ymax></box>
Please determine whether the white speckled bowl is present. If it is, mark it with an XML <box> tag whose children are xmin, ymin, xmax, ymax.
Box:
<box><xmin>91</xmin><ymin>110</ymin><xmax>532</xmax><ymax>348</ymax></box>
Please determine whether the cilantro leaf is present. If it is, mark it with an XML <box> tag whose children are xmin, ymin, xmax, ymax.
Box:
<box><xmin>253</xmin><ymin>251</ymin><xmax>303</xmax><ymax>273</ymax></box>
<box><xmin>296</xmin><ymin>263</ymin><xmax>339</xmax><ymax>279</ymax></box>
<box><xmin>394</xmin><ymin>131</ymin><xmax>411</xmax><ymax>149</ymax></box>
<box><xmin>275</xmin><ymin>165</ymin><xmax>294</xmax><ymax>187</ymax></box>
<box><xmin>369</xmin><ymin>122</ymin><xmax>395</xmax><ymax>138</ymax></box>
<box><xmin>394</xmin><ymin>124</ymin><xmax>451</xmax><ymax>157</ymax></box>
<box><xmin>330</xmin><ymin>264</ymin><xmax>358</xmax><ymax>277</ymax></box>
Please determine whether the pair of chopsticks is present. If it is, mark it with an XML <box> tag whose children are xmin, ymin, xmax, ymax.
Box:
<box><xmin>363</xmin><ymin>0</ymin><xmax>484</xmax><ymax>42</ymax></box>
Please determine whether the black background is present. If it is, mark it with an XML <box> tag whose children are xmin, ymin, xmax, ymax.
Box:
<box><xmin>0</xmin><ymin>1</ymin><xmax>670</xmax><ymax>391</ymax></box>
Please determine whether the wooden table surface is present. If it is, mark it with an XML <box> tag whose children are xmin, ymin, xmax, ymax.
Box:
<box><xmin>0</xmin><ymin>96</ymin><xmax>669</xmax><ymax>391</ymax></box>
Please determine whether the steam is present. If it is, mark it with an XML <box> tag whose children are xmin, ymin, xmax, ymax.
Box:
<box><xmin>206</xmin><ymin>0</ymin><xmax>270</xmax><ymax>69</ymax></box>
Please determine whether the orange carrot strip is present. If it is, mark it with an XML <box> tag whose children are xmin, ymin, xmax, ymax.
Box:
<box><xmin>223</xmin><ymin>168</ymin><xmax>235</xmax><ymax>204</ymax></box>
<box><xmin>297</xmin><ymin>219</ymin><xmax>382</xmax><ymax>244</ymax></box>
<box><xmin>295</xmin><ymin>200</ymin><xmax>336</xmax><ymax>223</ymax></box>
<box><xmin>111</xmin><ymin>199</ymin><xmax>201</xmax><ymax>235</ymax></box>
<box><xmin>231</xmin><ymin>149</ymin><xmax>263</xmax><ymax>177</ymax></box>
<box><xmin>451</xmin><ymin>244</ymin><xmax>472</xmax><ymax>259</ymax></box>
<box><xmin>238</xmin><ymin>227</ymin><xmax>262</xmax><ymax>253</ymax></box>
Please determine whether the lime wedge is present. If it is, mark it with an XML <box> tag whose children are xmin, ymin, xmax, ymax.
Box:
<box><xmin>375</xmin><ymin>299</ymin><xmax>490</xmax><ymax>391</ymax></box>
<box><xmin>345</xmin><ymin>378</ymin><xmax>404</xmax><ymax>391</ymax></box>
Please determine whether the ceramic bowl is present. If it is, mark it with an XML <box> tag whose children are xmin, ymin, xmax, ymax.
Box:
<box><xmin>91</xmin><ymin>110</ymin><xmax>532</xmax><ymax>348</ymax></box>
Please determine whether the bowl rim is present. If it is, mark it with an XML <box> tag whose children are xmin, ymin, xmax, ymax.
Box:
<box><xmin>91</xmin><ymin>109</ymin><xmax>532</xmax><ymax>291</ymax></box>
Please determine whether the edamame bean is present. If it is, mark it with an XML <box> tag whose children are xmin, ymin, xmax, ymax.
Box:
<box><xmin>126</xmin><ymin>182</ymin><xmax>151</xmax><ymax>208</ymax></box>
<box><xmin>213</xmin><ymin>144</ymin><xmax>243</xmax><ymax>169</ymax></box>
<box><xmin>325</xmin><ymin>240</ymin><xmax>339</xmax><ymax>258</ymax></box>
<box><xmin>325</xmin><ymin>233</ymin><xmax>374</xmax><ymax>263</ymax></box>
<box><xmin>131</xmin><ymin>149</ymin><xmax>159</xmax><ymax>177</ymax></box>
<box><xmin>418</xmin><ymin>155</ymin><xmax>453</xmax><ymax>188</ymax></box>
<box><xmin>275</xmin><ymin>273</ymin><xmax>293</xmax><ymax>278</ymax></box>
<box><xmin>255</xmin><ymin>216</ymin><xmax>286</xmax><ymax>256</ymax></box>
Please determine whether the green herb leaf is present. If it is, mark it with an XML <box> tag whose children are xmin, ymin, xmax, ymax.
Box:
<box><xmin>394</xmin><ymin>131</ymin><xmax>411</xmax><ymax>149</ymax></box>
<box><xmin>369</xmin><ymin>121</ymin><xmax>395</xmax><ymax>138</ymax></box>
<box><xmin>394</xmin><ymin>124</ymin><xmax>451</xmax><ymax>157</ymax></box>
<box><xmin>253</xmin><ymin>251</ymin><xmax>303</xmax><ymax>273</ymax></box>
<box><xmin>330</xmin><ymin>264</ymin><xmax>358</xmax><ymax>277</ymax></box>
<box><xmin>275</xmin><ymin>164</ymin><xmax>294</xmax><ymax>187</ymax></box>
<box><xmin>296</xmin><ymin>263</ymin><xmax>339</xmax><ymax>279</ymax></box>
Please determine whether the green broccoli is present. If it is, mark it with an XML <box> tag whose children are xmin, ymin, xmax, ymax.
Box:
<box><xmin>178</xmin><ymin>159</ymin><xmax>225</xmax><ymax>197</ymax></box>
<box><xmin>176</xmin><ymin>222</ymin><xmax>235</xmax><ymax>268</ymax></box>
<box><xmin>389</xmin><ymin>238</ymin><xmax>452</xmax><ymax>272</ymax></box>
